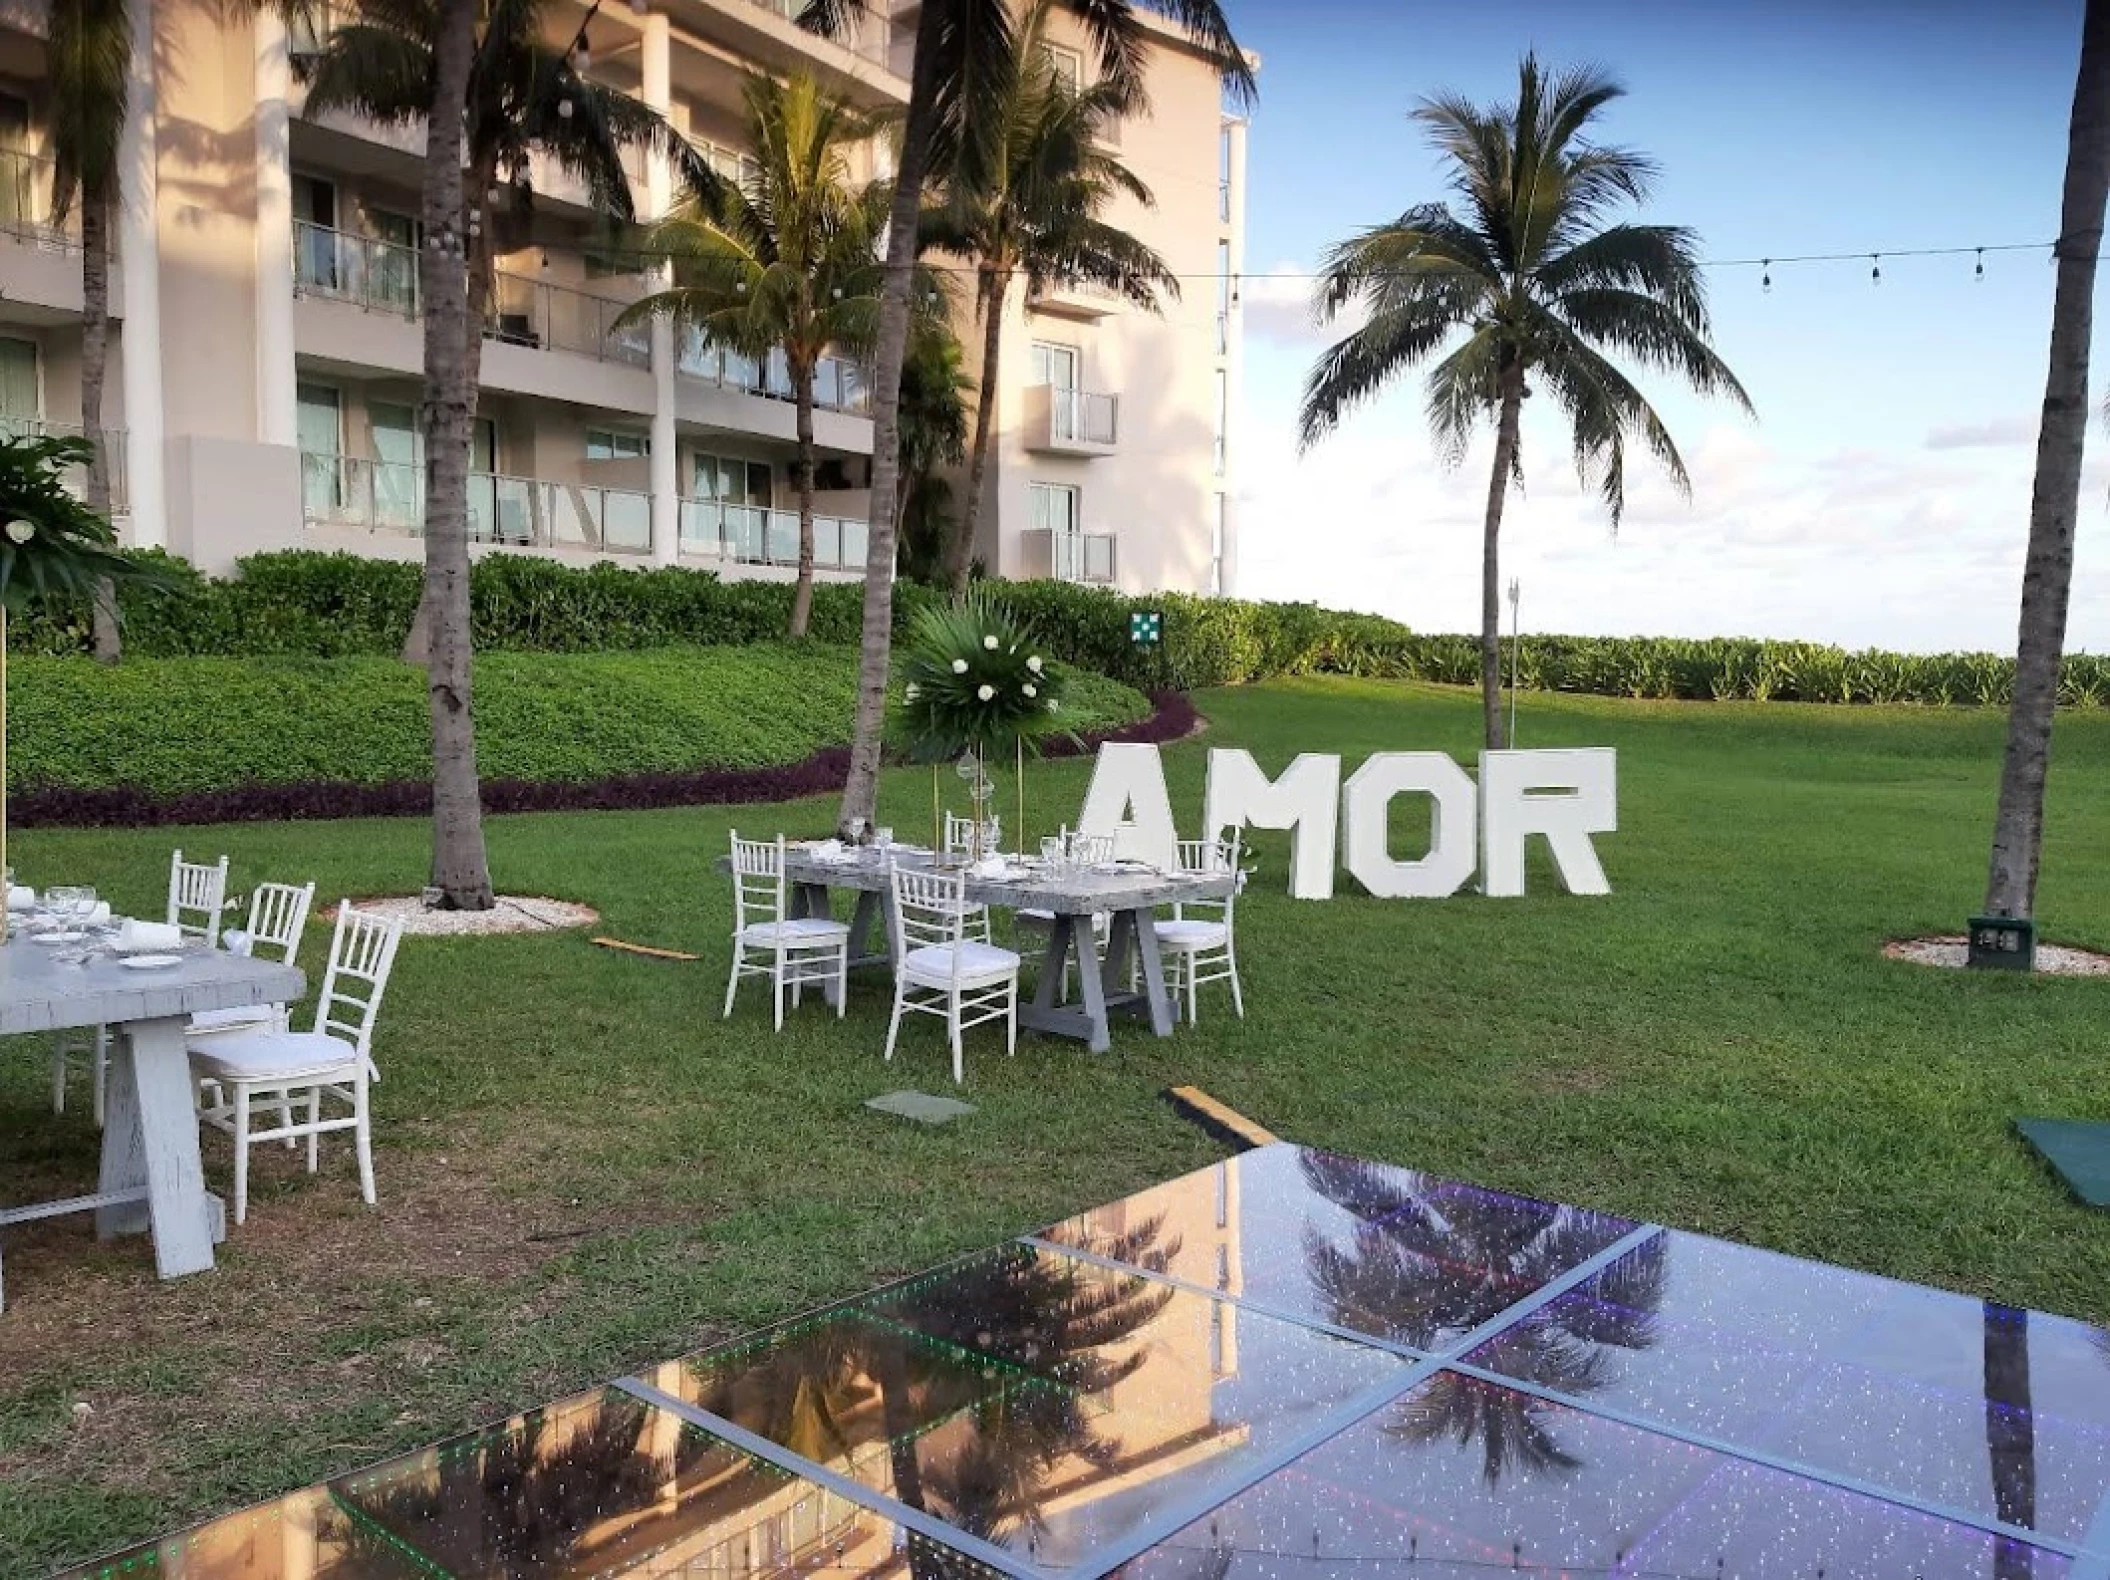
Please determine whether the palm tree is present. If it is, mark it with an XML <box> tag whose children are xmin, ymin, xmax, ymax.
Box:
<box><xmin>795</xmin><ymin>0</ymin><xmax>1254</xmax><ymax>839</ymax></box>
<box><xmin>621</xmin><ymin>72</ymin><xmax>888</xmax><ymax>640</ymax></box>
<box><xmin>1298</xmin><ymin>56</ymin><xmax>1750</xmax><ymax>751</ymax></box>
<box><xmin>923</xmin><ymin>0</ymin><xmax>1178</xmax><ymax>597</ymax></box>
<box><xmin>1984</xmin><ymin>0</ymin><xmax>2110</xmax><ymax>924</ymax></box>
<box><xmin>47</xmin><ymin>0</ymin><xmax>130</xmax><ymax>664</ymax></box>
<box><xmin>896</xmin><ymin>317</ymin><xmax>973</xmax><ymax>583</ymax></box>
<box><xmin>297</xmin><ymin>0</ymin><xmax>698</xmax><ymax>908</ymax></box>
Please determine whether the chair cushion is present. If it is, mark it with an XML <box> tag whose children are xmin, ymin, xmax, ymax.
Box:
<box><xmin>1155</xmin><ymin>918</ymin><xmax>1229</xmax><ymax>950</ymax></box>
<box><xmin>901</xmin><ymin>941</ymin><xmax>1021</xmax><ymax>986</ymax></box>
<box><xmin>739</xmin><ymin>918</ymin><xmax>851</xmax><ymax>946</ymax></box>
<box><xmin>187</xmin><ymin>1004</ymin><xmax>281</xmax><ymax>1037</ymax></box>
<box><xmin>190</xmin><ymin>1030</ymin><xmax>361</xmax><ymax>1083</ymax></box>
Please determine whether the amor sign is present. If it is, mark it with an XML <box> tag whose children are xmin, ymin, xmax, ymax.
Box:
<box><xmin>1076</xmin><ymin>744</ymin><xmax>1616</xmax><ymax>900</ymax></box>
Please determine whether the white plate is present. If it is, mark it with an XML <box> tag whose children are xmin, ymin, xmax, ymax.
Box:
<box><xmin>119</xmin><ymin>954</ymin><xmax>183</xmax><ymax>970</ymax></box>
<box><xmin>31</xmin><ymin>930</ymin><xmax>84</xmax><ymax>944</ymax></box>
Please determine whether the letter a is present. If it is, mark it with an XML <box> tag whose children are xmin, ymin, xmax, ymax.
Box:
<box><xmin>1076</xmin><ymin>744</ymin><xmax>1180</xmax><ymax>871</ymax></box>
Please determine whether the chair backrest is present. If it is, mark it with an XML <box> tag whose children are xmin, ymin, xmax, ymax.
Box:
<box><xmin>943</xmin><ymin>811</ymin><xmax>1001</xmax><ymax>857</ymax></box>
<box><xmin>1170</xmin><ymin>831</ymin><xmax>1242</xmax><ymax>923</ymax></box>
<box><xmin>728</xmin><ymin>832</ymin><xmax>787</xmax><ymax>932</ymax></box>
<box><xmin>892</xmin><ymin>866</ymin><xmax>970</xmax><ymax>978</ymax></box>
<box><xmin>1067</xmin><ymin>829</ymin><xmax>1115</xmax><ymax>866</ymax></box>
<box><xmin>243</xmin><ymin>881</ymin><xmax>318</xmax><ymax>965</ymax></box>
<box><xmin>310</xmin><ymin>902</ymin><xmax>406</xmax><ymax>1076</ymax></box>
<box><xmin>167</xmin><ymin>850</ymin><xmax>231</xmax><ymax>945</ymax></box>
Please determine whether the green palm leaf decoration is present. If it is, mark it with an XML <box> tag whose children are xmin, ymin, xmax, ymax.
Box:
<box><xmin>0</xmin><ymin>434</ymin><xmax>165</xmax><ymax>612</ymax></box>
<box><xmin>894</xmin><ymin>593</ymin><xmax>1068</xmax><ymax>765</ymax></box>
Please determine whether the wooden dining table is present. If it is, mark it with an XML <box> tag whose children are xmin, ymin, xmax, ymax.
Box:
<box><xmin>770</xmin><ymin>845</ymin><xmax>1235</xmax><ymax>1054</ymax></box>
<box><xmin>0</xmin><ymin>939</ymin><xmax>304</xmax><ymax>1300</ymax></box>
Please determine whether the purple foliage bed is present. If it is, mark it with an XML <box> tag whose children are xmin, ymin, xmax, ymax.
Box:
<box><xmin>15</xmin><ymin>692</ymin><xmax>1201</xmax><ymax>831</ymax></box>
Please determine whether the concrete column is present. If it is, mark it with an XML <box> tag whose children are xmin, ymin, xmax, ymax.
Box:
<box><xmin>642</xmin><ymin>14</ymin><xmax>680</xmax><ymax>567</ymax></box>
<box><xmin>1220</xmin><ymin>116</ymin><xmax>1249</xmax><ymax>598</ymax></box>
<box><xmin>118</xmin><ymin>0</ymin><xmax>166</xmax><ymax>547</ymax></box>
<box><xmin>254</xmin><ymin>10</ymin><xmax>298</xmax><ymax>447</ymax></box>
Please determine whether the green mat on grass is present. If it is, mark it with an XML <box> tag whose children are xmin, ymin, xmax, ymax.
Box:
<box><xmin>2015</xmin><ymin>1118</ymin><xmax>2110</xmax><ymax>1208</ymax></box>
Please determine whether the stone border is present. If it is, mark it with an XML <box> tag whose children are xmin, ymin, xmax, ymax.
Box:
<box><xmin>337</xmin><ymin>895</ymin><xmax>600</xmax><ymax>937</ymax></box>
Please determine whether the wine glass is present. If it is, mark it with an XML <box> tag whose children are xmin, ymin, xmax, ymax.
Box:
<box><xmin>43</xmin><ymin>885</ymin><xmax>81</xmax><ymax>936</ymax></box>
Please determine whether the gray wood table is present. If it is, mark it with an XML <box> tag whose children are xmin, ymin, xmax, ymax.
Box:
<box><xmin>1</xmin><ymin>942</ymin><xmax>304</xmax><ymax>1291</ymax></box>
<box><xmin>762</xmin><ymin>847</ymin><xmax>1234</xmax><ymax>1054</ymax></box>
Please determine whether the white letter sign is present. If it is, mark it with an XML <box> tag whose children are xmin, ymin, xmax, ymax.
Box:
<box><xmin>1479</xmin><ymin>748</ymin><xmax>1617</xmax><ymax>898</ymax></box>
<box><xmin>1076</xmin><ymin>743</ymin><xmax>1180</xmax><ymax>872</ymax></box>
<box><xmin>1342</xmin><ymin>752</ymin><xmax>1479</xmax><ymax>899</ymax></box>
<box><xmin>1204</xmin><ymin>749</ymin><xmax>1342</xmax><ymax>900</ymax></box>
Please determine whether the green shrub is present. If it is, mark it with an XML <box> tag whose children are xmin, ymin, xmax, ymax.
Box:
<box><xmin>7</xmin><ymin>644</ymin><xmax>1151</xmax><ymax>796</ymax></box>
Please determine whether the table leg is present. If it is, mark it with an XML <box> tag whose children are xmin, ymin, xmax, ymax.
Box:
<box><xmin>789</xmin><ymin>882</ymin><xmax>831</xmax><ymax>922</ymax></box>
<box><xmin>1031</xmin><ymin>916</ymin><xmax>1076</xmax><ymax>1014</ymax></box>
<box><xmin>1128</xmin><ymin>907</ymin><xmax>1177</xmax><ymax>1037</ymax></box>
<box><xmin>848</xmin><ymin>889</ymin><xmax>891</xmax><ymax>970</ymax></box>
<box><xmin>97</xmin><ymin>1017</ymin><xmax>218</xmax><ymax>1279</ymax></box>
<box><xmin>1072</xmin><ymin>919</ymin><xmax>1113</xmax><ymax>1054</ymax></box>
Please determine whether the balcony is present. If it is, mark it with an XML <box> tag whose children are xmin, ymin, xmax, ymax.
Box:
<box><xmin>3</xmin><ymin>418</ymin><xmax>129</xmax><ymax>516</ymax></box>
<box><xmin>1019</xmin><ymin>527</ymin><xmax>1115</xmax><ymax>585</ymax></box>
<box><xmin>301</xmin><ymin>453</ymin><xmax>652</xmax><ymax>556</ymax></box>
<box><xmin>294</xmin><ymin>221</ymin><xmax>418</xmax><ymax>318</ymax></box>
<box><xmin>676</xmin><ymin>330</ymin><xmax>871</xmax><ymax>415</ymax></box>
<box><xmin>679</xmin><ymin>498</ymin><xmax>869</xmax><ymax>572</ymax></box>
<box><xmin>0</xmin><ymin>148</ymin><xmax>77</xmax><ymax>252</ymax></box>
<box><xmin>1026</xmin><ymin>277</ymin><xmax>1123</xmax><ymax>322</ymax></box>
<box><xmin>1024</xmin><ymin>385</ymin><xmax>1118</xmax><ymax>457</ymax></box>
<box><xmin>487</xmin><ymin>271</ymin><xmax>651</xmax><ymax>366</ymax></box>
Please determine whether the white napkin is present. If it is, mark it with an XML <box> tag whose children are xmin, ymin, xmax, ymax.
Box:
<box><xmin>968</xmin><ymin>856</ymin><xmax>1011</xmax><ymax>880</ymax></box>
<box><xmin>116</xmin><ymin>920</ymin><xmax>183</xmax><ymax>954</ymax></box>
<box><xmin>222</xmin><ymin>928</ymin><xmax>254</xmax><ymax>957</ymax></box>
<box><xmin>810</xmin><ymin>838</ymin><xmax>849</xmax><ymax>863</ymax></box>
<box><xmin>5</xmin><ymin>885</ymin><xmax>33</xmax><ymax>910</ymax></box>
<box><xmin>82</xmin><ymin>902</ymin><xmax>111</xmax><ymax>927</ymax></box>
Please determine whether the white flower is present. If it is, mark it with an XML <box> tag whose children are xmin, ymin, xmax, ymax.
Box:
<box><xmin>1048</xmin><ymin>699</ymin><xmax>1061</xmax><ymax>712</ymax></box>
<box><xmin>1023</xmin><ymin>683</ymin><xmax>1038</xmax><ymax>698</ymax></box>
<box><xmin>903</xmin><ymin>683</ymin><xmax>920</xmax><ymax>701</ymax></box>
<box><xmin>982</xmin><ymin>634</ymin><xmax>999</xmax><ymax>650</ymax></box>
<box><xmin>951</xmin><ymin>658</ymin><xmax>969</xmax><ymax>674</ymax></box>
<box><xmin>1026</xmin><ymin>655</ymin><xmax>1043</xmax><ymax>674</ymax></box>
<box><xmin>977</xmin><ymin>683</ymin><xmax>996</xmax><ymax>701</ymax></box>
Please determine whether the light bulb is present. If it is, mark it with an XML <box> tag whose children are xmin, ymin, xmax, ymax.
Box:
<box><xmin>570</xmin><ymin>40</ymin><xmax>591</xmax><ymax>72</ymax></box>
<box><xmin>557</xmin><ymin>97</ymin><xmax>574</xmax><ymax>119</ymax></box>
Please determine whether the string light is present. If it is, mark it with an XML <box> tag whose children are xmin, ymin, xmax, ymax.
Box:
<box><xmin>1870</xmin><ymin>252</ymin><xmax>1881</xmax><ymax>285</ymax></box>
<box><xmin>1760</xmin><ymin>258</ymin><xmax>1771</xmax><ymax>293</ymax></box>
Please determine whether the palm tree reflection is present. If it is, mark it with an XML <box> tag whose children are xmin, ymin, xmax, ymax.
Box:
<box><xmin>1300</xmin><ymin>1153</ymin><xmax>1664</xmax><ymax>1486</ymax></box>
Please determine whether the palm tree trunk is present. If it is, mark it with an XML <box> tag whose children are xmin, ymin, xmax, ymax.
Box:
<box><xmin>81</xmin><ymin>192</ymin><xmax>120</xmax><ymax>663</ymax></box>
<box><xmin>1479</xmin><ymin>362</ymin><xmax>1524</xmax><ymax>752</ymax></box>
<box><xmin>789</xmin><ymin>356</ymin><xmax>817</xmax><ymax>639</ymax></box>
<box><xmin>837</xmin><ymin>12</ymin><xmax>943</xmax><ymax>838</ymax></box>
<box><xmin>417</xmin><ymin>0</ymin><xmax>493</xmax><ymax>910</ymax></box>
<box><xmin>1985</xmin><ymin>0</ymin><xmax>2110</xmax><ymax>919</ymax></box>
<box><xmin>947</xmin><ymin>268</ymin><xmax>1003</xmax><ymax>599</ymax></box>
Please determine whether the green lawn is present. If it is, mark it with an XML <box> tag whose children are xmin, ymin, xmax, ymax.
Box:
<box><xmin>6</xmin><ymin>676</ymin><xmax>2110</xmax><ymax>1576</ymax></box>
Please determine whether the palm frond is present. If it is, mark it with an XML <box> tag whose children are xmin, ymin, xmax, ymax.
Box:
<box><xmin>1536</xmin><ymin>317</ymin><xmax>1692</xmax><ymax>525</ymax></box>
<box><xmin>1421</xmin><ymin>328</ymin><xmax>1508</xmax><ymax>467</ymax></box>
<box><xmin>46</xmin><ymin>0</ymin><xmax>131</xmax><ymax>220</ymax></box>
<box><xmin>298</xmin><ymin>21</ymin><xmax>434</xmax><ymax>127</ymax></box>
<box><xmin>1298</xmin><ymin>306</ymin><xmax>1474</xmax><ymax>452</ymax></box>
<box><xmin>1554</xmin><ymin>287</ymin><xmax>1753</xmax><ymax>413</ymax></box>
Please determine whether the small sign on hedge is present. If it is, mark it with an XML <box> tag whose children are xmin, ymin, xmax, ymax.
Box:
<box><xmin>1130</xmin><ymin>610</ymin><xmax>1163</xmax><ymax>646</ymax></box>
<box><xmin>1967</xmin><ymin>914</ymin><xmax>2036</xmax><ymax>971</ymax></box>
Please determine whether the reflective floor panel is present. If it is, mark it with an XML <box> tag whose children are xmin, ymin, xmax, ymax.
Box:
<box><xmin>1040</xmin><ymin>1143</ymin><xmax>1640</xmax><ymax>1354</ymax></box>
<box><xmin>646</xmin><ymin>1242</ymin><xmax>1416</xmax><ymax>1569</ymax></box>
<box><xmin>1117</xmin><ymin>1371</ymin><xmax>2076</xmax><ymax>1580</ymax></box>
<box><xmin>54</xmin><ymin>1387</ymin><xmax>1009</xmax><ymax>1580</ymax></box>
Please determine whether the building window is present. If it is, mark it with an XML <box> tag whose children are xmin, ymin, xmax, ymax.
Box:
<box><xmin>0</xmin><ymin>336</ymin><xmax>38</xmax><ymax>428</ymax></box>
<box><xmin>1212</xmin><ymin>492</ymin><xmax>1228</xmax><ymax>596</ymax></box>
<box><xmin>1218</xmin><ymin>123</ymin><xmax>1233</xmax><ymax>223</ymax></box>
<box><xmin>587</xmin><ymin>429</ymin><xmax>649</xmax><ymax>461</ymax></box>
<box><xmin>1216</xmin><ymin>239</ymin><xmax>1232</xmax><ymax>355</ymax></box>
<box><xmin>1030</xmin><ymin>481</ymin><xmax>1087</xmax><ymax>581</ymax></box>
<box><xmin>1213</xmin><ymin>369</ymin><xmax>1228</xmax><ymax>476</ymax></box>
<box><xmin>1041</xmin><ymin>43</ymin><xmax>1082</xmax><ymax>97</ymax></box>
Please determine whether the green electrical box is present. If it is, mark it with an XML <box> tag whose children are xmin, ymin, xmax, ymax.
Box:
<box><xmin>1967</xmin><ymin>915</ymin><xmax>2036</xmax><ymax>971</ymax></box>
<box><xmin>1130</xmin><ymin>610</ymin><xmax>1163</xmax><ymax>646</ymax></box>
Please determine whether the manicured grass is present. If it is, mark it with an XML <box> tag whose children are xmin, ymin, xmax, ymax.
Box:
<box><xmin>6</xmin><ymin>645</ymin><xmax>1150</xmax><ymax>796</ymax></box>
<box><xmin>6</xmin><ymin>677</ymin><xmax>2110</xmax><ymax>1575</ymax></box>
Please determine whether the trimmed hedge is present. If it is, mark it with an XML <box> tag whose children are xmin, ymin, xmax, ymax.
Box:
<box><xmin>7</xmin><ymin>644</ymin><xmax>1151</xmax><ymax>799</ymax></box>
<box><xmin>8</xmin><ymin>551</ymin><xmax>1422</xmax><ymax>693</ymax></box>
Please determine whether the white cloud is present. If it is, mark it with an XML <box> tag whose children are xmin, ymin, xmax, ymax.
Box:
<box><xmin>1925</xmin><ymin>414</ymin><xmax>2038</xmax><ymax>450</ymax></box>
<box><xmin>1237</xmin><ymin>259</ymin><xmax>1361</xmax><ymax>347</ymax></box>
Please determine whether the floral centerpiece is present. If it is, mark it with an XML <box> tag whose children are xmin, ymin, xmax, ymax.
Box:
<box><xmin>893</xmin><ymin>594</ymin><xmax>1069</xmax><ymax>862</ymax></box>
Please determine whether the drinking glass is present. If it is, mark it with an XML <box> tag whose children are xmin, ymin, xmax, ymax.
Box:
<box><xmin>43</xmin><ymin>885</ymin><xmax>82</xmax><ymax>935</ymax></box>
<box><xmin>1041</xmin><ymin>836</ymin><xmax>1065</xmax><ymax>872</ymax></box>
<box><xmin>874</xmin><ymin>826</ymin><xmax>894</xmax><ymax>851</ymax></box>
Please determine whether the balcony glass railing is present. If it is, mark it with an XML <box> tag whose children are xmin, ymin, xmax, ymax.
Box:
<box><xmin>745</xmin><ymin>0</ymin><xmax>899</xmax><ymax>67</ymax></box>
<box><xmin>1051</xmin><ymin>529</ymin><xmax>1115</xmax><ymax>585</ymax></box>
<box><xmin>677</xmin><ymin>328</ymin><xmax>871</xmax><ymax>415</ymax></box>
<box><xmin>1045</xmin><ymin>387</ymin><xmax>1119</xmax><ymax>446</ymax></box>
<box><xmin>301</xmin><ymin>454</ymin><xmax>651</xmax><ymax>555</ymax></box>
<box><xmin>294</xmin><ymin>220</ymin><xmax>420</xmax><ymax>317</ymax></box>
<box><xmin>679</xmin><ymin>498</ymin><xmax>869</xmax><ymax>571</ymax></box>
<box><xmin>1</xmin><ymin>417</ymin><xmax>129</xmax><ymax>513</ymax></box>
<box><xmin>487</xmin><ymin>271</ymin><xmax>650</xmax><ymax>366</ymax></box>
<box><xmin>0</xmin><ymin>148</ymin><xmax>78</xmax><ymax>249</ymax></box>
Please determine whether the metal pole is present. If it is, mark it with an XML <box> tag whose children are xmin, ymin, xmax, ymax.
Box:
<box><xmin>1506</xmin><ymin>578</ymin><xmax>1521</xmax><ymax>747</ymax></box>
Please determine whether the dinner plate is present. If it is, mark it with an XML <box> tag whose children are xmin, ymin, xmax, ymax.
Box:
<box><xmin>31</xmin><ymin>930</ymin><xmax>84</xmax><ymax>944</ymax></box>
<box><xmin>119</xmin><ymin>954</ymin><xmax>183</xmax><ymax>970</ymax></box>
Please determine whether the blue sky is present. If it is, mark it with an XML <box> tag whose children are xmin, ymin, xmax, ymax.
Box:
<box><xmin>1223</xmin><ymin>0</ymin><xmax>2101</xmax><ymax>650</ymax></box>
